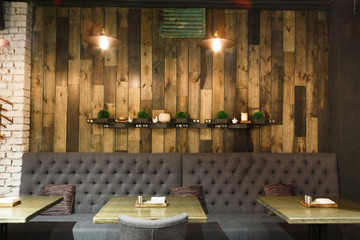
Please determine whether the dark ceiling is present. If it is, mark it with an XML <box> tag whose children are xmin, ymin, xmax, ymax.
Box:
<box><xmin>25</xmin><ymin>0</ymin><xmax>333</xmax><ymax>10</ymax></box>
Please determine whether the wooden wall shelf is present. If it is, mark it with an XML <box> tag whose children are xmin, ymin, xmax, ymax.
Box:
<box><xmin>86</xmin><ymin>118</ymin><xmax>274</xmax><ymax>129</ymax></box>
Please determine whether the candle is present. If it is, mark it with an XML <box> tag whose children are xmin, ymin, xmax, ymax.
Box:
<box><xmin>241</xmin><ymin>112</ymin><xmax>248</xmax><ymax>121</ymax></box>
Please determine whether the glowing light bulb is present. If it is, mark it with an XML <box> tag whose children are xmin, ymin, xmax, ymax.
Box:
<box><xmin>212</xmin><ymin>38</ymin><xmax>221</xmax><ymax>52</ymax></box>
<box><xmin>100</xmin><ymin>36</ymin><xmax>109</xmax><ymax>50</ymax></box>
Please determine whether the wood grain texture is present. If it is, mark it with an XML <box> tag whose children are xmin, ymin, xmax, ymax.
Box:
<box><xmin>283</xmin><ymin>104</ymin><xmax>294</xmax><ymax>153</ymax></box>
<box><xmin>271</xmin><ymin>125</ymin><xmax>283</xmax><ymax>153</ymax></box>
<box><xmin>283</xmin><ymin>11</ymin><xmax>295</xmax><ymax>52</ymax></box>
<box><xmin>116</xmin><ymin>8</ymin><xmax>129</xmax><ymax>152</ymax></box>
<box><xmin>295</xmin><ymin>11</ymin><xmax>306</xmax><ymax>86</ymax></box>
<box><xmin>188</xmin><ymin>39</ymin><xmax>200</xmax><ymax>153</ymax></box>
<box><xmin>248</xmin><ymin>10</ymin><xmax>260</xmax><ymax>45</ymax></box>
<box><xmin>248</xmin><ymin>45</ymin><xmax>260</xmax><ymax>109</ymax></box>
<box><xmin>306</xmin><ymin>117</ymin><xmax>318</xmax><ymax>153</ymax></box>
<box><xmin>259</xmin><ymin>10</ymin><xmax>272</xmax><ymax>151</ymax></box>
<box><xmin>295</xmin><ymin>86</ymin><xmax>306</xmax><ymax>137</ymax></box>
<box><xmin>29</xmin><ymin>7</ymin><xmax>328</xmax><ymax>154</ymax></box>
<box><xmin>236</xmin><ymin>10</ymin><xmax>248</xmax><ymax>89</ymax></box>
<box><xmin>306</xmin><ymin>11</ymin><xmax>318</xmax><ymax>119</ymax></box>
<box><xmin>54</xmin><ymin>86</ymin><xmax>67</xmax><ymax>152</ymax></box>
<box><xmin>79</xmin><ymin>60</ymin><xmax>92</xmax><ymax>152</ymax></box>
<box><xmin>104</xmin><ymin>7</ymin><xmax>117</xmax><ymax>67</ymax></box>
<box><xmin>56</xmin><ymin>9</ymin><xmax>69</xmax><ymax>87</ymax></box>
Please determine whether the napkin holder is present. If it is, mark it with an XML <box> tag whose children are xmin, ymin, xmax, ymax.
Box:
<box><xmin>135</xmin><ymin>200</ymin><xmax>167</xmax><ymax>208</ymax></box>
<box><xmin>300</xmin><ymin>200</ymin><xmax>338</xmax><ymax>208</ymax></box>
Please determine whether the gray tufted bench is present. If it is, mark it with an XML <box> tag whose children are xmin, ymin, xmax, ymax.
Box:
<box><xmin>8</xmin><ymin>152</ymin><xmax>352</xmax><ymax>240</ymax></box>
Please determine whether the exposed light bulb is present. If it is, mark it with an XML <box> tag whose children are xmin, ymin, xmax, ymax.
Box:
<box><xmin>99</xmin><ymin>36</ymin><xmax>109</xmax><ymax>50</ymax></box>
<box><xmin>212</xmin><ymin>38</ymin><xmax>221</xmax><ymax>52</ymax></box>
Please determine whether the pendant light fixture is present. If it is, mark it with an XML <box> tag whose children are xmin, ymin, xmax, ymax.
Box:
<box><xmin>83</xmin><ymin>28</ymin><xmax>122</xmax><ymax>50</ymax></box>
<box><xmin>197</xmin><ymin>10</ymin><xmax>235</xmax><ymax>52</ymax></box>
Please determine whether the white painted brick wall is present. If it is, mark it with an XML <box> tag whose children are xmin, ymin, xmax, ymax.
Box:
<box><xmin>0</xmin><ymin>2</ymin><xmax>32</xmax><ymax>196</ymax></box>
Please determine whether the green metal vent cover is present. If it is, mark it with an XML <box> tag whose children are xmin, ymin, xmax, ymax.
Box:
<box><xmin>159</xmin><ymin>8</ymin><xmax>206</xmax><ymax>38</ymax></box>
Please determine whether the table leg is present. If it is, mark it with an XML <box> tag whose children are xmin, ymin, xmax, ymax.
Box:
<box><xmin>309</xmin><ymin>224</ymin><xmax>327</xmax><ymax>240</ymax></box>
<box><xmin>0</xmin><ymin>223</ymin><xmax>7</xmax><ymax>240</ymax></box>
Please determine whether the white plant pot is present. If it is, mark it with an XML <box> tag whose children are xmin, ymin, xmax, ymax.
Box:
<box><xmin>158</xmin><ymin>113</ymin><xmax>171</xmax><ymax>123</ymax></box>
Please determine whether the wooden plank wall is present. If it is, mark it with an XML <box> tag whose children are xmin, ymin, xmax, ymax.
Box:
<box><xmin>30</xmin><ymin>8</ymin><xmax>329</xmax><ymax>153</ymax></box>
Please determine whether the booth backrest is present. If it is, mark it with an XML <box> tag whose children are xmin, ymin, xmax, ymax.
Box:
<box><xmin>20</xmin><ymin>153</ymin><xmax>182</xmax><ymax>213</ymax></box>
<box><xmin>20</xmin><ymin>152</ymin><xmax>339</xmax><ymax>214</ymax></box>
<box><xmin>182</xmin><ymin>153</ymin><xmax>340</xmax><ymax>213</ymax></box>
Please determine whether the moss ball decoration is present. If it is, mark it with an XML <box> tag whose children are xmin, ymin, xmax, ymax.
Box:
<box><xmin>252</xmin><ymin>111</ymin><xmax>265</xmax><ymax>120</ymax></box>
<box><xmin>176</xmin><ymin>111</ymin><xmax>188</xmax><ymax>119</ymax></box>
<box><xmin>216</xmin><ymin>110</ymin><xmax>229</xmax><ymax>119</ymax></box>
<box><xmin>137</xmin><ymin>110</ymin><xmax>150</xmax><ymax>119</ymax></box>
<box><xmin>97</xmin><ymin>109</ymin><xmax>110</xmax><ymax>118</ymax></box>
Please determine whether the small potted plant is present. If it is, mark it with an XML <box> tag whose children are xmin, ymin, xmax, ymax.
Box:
<box><xmin>136</xmin><ymin>110</ymin><xmax>150</xmax><ymax>123</ymax></box>
<box><xmin>97</xmin><ymin>109</ymin><xmax>112</xmax><ymax>122</ymax></box>
<box><xmin>175</xmin><ymin>111</ymin><xmax>188</xmax><ymax>123</ymax></box>
<box><xmin>252</xmin><ymin>111</ymin><xmax>265</xmax><ymax>124</ymax></box>
<box><xmin>215</xmin><ymin>110</ymin><xmax>229</xmax><ymax>123</ymax></box>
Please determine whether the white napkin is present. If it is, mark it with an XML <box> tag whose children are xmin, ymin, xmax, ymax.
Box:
<box><xmin>312</xmin><ymin>198</ymin><xmax>335</xmax><ymax>204</ymax></box>
<box><xmin>0</xmin><ymin>197</ymin><xmax>20</xmax><ymax>204</ymax></box>
<box><xmin>150</xmin><ymin>196</ymin><xmax>166</xmax><ymax>204</ymax></box>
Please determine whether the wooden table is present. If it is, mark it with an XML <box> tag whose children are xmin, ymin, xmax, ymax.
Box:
<box><xmin>93</xmin><ymin>196</ymin><xmax>207</xmax><ymax>224</ymax></box>
<box><xmin>0</xmin><ymin>196</ymin><xmax>63</xmax><ymax>240</ymax></box>
<box><xmin>257</xmin><ymin>196</ymin><xmax>360</xmax><ymax>240</ymax></box>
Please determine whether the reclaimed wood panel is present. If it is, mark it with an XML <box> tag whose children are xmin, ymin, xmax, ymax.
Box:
<box><xmin>66</xmin><ymin>84</ymin><xmax>79</xmax><ymax>152</ymax></box>
<box><xmin>212</xmin><ymin>50</ymin><xmax>225</xmax><ymax>153</ymax></box>
<box><xmin>91</xmin><ymin>85</ymin><xmax>104</xmax><ymax>143</ymax></box>
<box><xmin>271</xmin><ymin>125</ymin><xmax>283</xmax><ymax>153</ymax></box>
<box><xmin>283</xmin><ymin>11</ymin><xmax>295</xmax><ymax>52</ymax></box>
<box><xmin>271</xmin><ymin>11</ymin><xmax>284</xmax><ymax>124</ymax></box>
<box><xmin>79</xmin><ymin>60</ymin><xmax>92</xmax><ymax>152</ymax></box>
<box><xmin>306</xmin><ymin>11</ymin><xmax>318</xmax><ymax>119</ymax></box>
<box><xmin>283</xmin><ymin>104</ymin><xmax>294</xmax><ymax>153</ymax></box>
<box><xmin>248</xmin><ymin>45</ymin><xmax>260</xmax><ymax>110</ymax></box>
<box><xmin>152</xmin><ymin>109</ymin><xmax>164</xmax><ymax>153</ymax></box>
<box><xmin>66</xmin><ymin>7</ymin><xmax>80</xmax><ymax>152</ymax></box>
<box><xmin>80</xmin><ymin>8</ymin><xmax>92</xmax><ymax>60</ymax></box>
<box><xmin>188</xmin><ymin>39</ymin><xmax>200</xmax><ymax>153</ymax></box>
<box><xmin>164</xmin><ymin>52</ymin><xmax>177</xmax><ymax>153</ymax></box>
<box><xmin>104</xmin><ymin>103</ymin><xmax>115</xmax><ymax>152</ymax></box>
<box><xmin>56</xmin><ymin>8</ymin><xmax>69</xmax><ymax>87</ymax></box>
<box><xmin>236</xmin><ymin>10</ymin><xmax>248</xmax><ymax>89</ymax></box>
<box><xmin>294</xmin><ymin>137</ymin><xmax>306</xmax><ymax>153</ymax></box>
<box><xmin>295</xmin><ymin>11</ymin><xmax>306</xmax><ymax>86</ymax></box>
<box><xmin>104</xmin><ymin>7</ymin><xmax>117</xmax><ymax>67</ymax></box>
<box><xmin>30</xmin><ymin>7</ymin><xmax>44</xmax><ymax>152</ymax></box>
<box><xmin>54</xmin><ymin>86</ymin><xmax>67</xmax><ymax>152</ymax></box>
<box><xmin>259</xmin><ymin>10</ymin><xmax>272</xmax><ymax>151</ymax></box>
<box><xmin>295</xmin><ymin>86</ymin><xmax>306</xmax><ymax>137</ymax></box>
<box><xmin>248</xmin><ymin>10</ymin><xmax>260</xmax><ymax>45</ymax></box>
<box><xmin>115</xmin><ymin>8</ymin><xmax>129</xmax><ymax>152</ymax></box>
<box><xmin>224</xmin><ymin>52</ymin><xmax>236</xmax><ymax>152</ymax></box>
<box><xmin>306</xmin><ymin>117</ymin><xmax>318</xmax><ymax>153</ymax></box>
<box><xmin>92</xmin><ymin>7</ymin><xmax>104</xmax><ymax>86</ymax></box>
<box><xmin>29</xmin><ymin>7</ymin><xmax>328</xmax><ymax>155</ymax></box>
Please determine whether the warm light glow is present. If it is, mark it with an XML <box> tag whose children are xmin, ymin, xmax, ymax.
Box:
<box><xmin>212</xmin><ymin>38</ymin><xmax>221</xmax><ymax>52</ymax></box>
<box><xmin>99</xmin><ymin>36</ymin><xmax>109</xmax><ymax>50</ymax></box>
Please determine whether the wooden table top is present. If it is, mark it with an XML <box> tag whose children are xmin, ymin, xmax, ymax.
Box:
<box><xmin>93</xmin><ymin>196</ymin><xmax>207</xmax><ymax>224</ymax></box>
<box><xmin>0</xmin><ymin>196</ymin><xmax>63</xmax><ymax>223</ymax></box>
<box><xmin>257</xmin><ymin>196</ymin><xmax>360</xmax><ymax>224</ymax></box>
